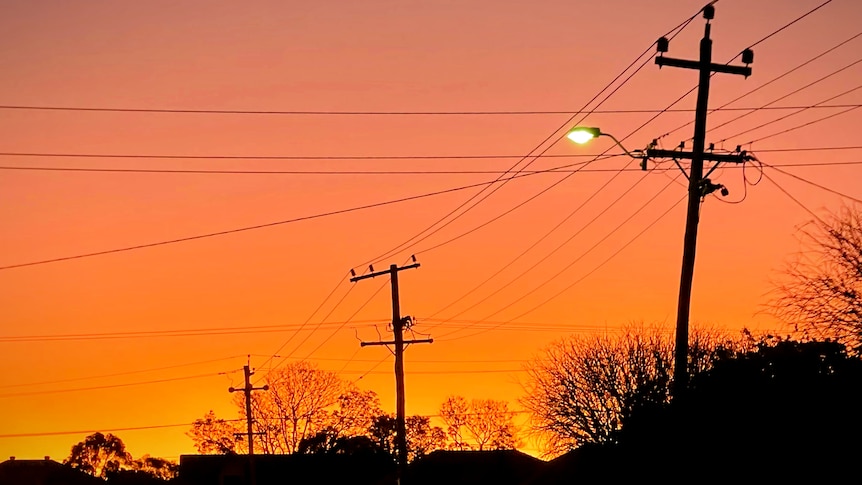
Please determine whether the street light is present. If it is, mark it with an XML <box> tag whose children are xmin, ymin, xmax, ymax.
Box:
<box><xmin>566</xmin><ymin>126</ymin><xmax>602</xmax><ymax>144</ymax></box>
<box><xmin>566</xmin><ymin>126</ymin><xmax>649</xmax><ymax>168</ymax></box>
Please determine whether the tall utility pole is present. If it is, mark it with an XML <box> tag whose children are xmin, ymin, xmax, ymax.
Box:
<box><xmin>351</xmin><ymin>259</ymin><xmax>431</xmax><ymax>483</ymax></box>
<box><xmin>646</xmin><ymin>4</ymin><xmax>753</xmax><ymax>394</ymax></box>
<box><xmin>229</xmin><ymin>363</ymin><xmax>269</xmax><ymax>485</ymax></box>
<box><xmin>229</xmin><ymin>365</ymin><xmax>270</xmax><ymax>454</ymax></box>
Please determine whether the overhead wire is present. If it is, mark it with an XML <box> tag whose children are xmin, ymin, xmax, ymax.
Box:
<box><xmin>437</xmin><ymin>193</ymin><xmax>687</xmax><ymax>343</ymax></box>
<box><xmin>716</xmin><ymin>83</ymin><xmax>862</xmax><ymax>144</ymax></box>
<box><xmin>0</xmin><ymin>371</ymin><xmax>231</xmax><ymax>398</ymax></box>
<box><xmin>3</xmin><ymin>104</ymin><xmax>849</xmax><ymax>116</ymax></box>
<box><xmin>656</xmin><ymin>4</ymin><xmax>851</xmax><ymax>143</ymax></box>
<box><xmin>758</xmin><ymin>159</ymin><xmax>862</xmax><ymax>205</ymax></box>
<box><xmin>744</xmin><ymin>0</ymin><xmax>832</xmax><ymax>50</ymax></box>
<box><xmin>0</xmin><ymin>355</ymin><xmax>244</xmax><ymax>390</ymax></box>
<box><xmin>345</xmin><ymin>4</ymin><xmax>714</xmax><ymax>379</ymax></box>
<box><xmin>299</xmin><ymin>255</ymin><xmax>420</xmax><ymax>380</ymax></box>
<box><xmin>408</xmin><ymin>154</ymin><xmax>629</xmax><ymax>258</ymax></box>
<box><xmin>0</xmin><ymin>320</ymin><xmax>386</xmax><ymax>342</ymax></box>
<box><xmin>5</xmin><ymin>156</ymin><xmax>862</xmax><ymax>175</ymax></box>
<box><xmin>0</xmin><ymin>166</ymin><xmax>572</xmax><ymax>271</ymax></box>
<box><xmin>251</xmin><ymin>271</ymin><xmax>357</xmax><ymax>382</ymax></box>
<box><xmin>0</xmin><ymin>151</ymin><xmax>618</xmax><ymax>161</ymax></box>
<box><xmin>760</xmin><ymin>170</ymin><xmax>824</xmax><ymax>224</ymax></box>
<box><xmin>426</xmin><ymin>158</ymin><xmax>648</xmax><ymax>327</ymax></box>
<box><xmin>2</xmin><ymin>146</ymin><xmax>862</xmax><ymax>176</ymax></box>
<box><xmin>435</xmin><ymin>173</ymin><xmax>682</xmax><ymax>340</ymax></box>
<box><xmin>0</xmin><ymin>421</ymin><xmax>244</xmax><ymax>439</ymax></box>
<box><xmin>299</xmin><ymin>276</ymin><xmax>390</xmax><ymax>362</ymax></box>
<box><xmin>258</xmin><ymin>6</ymin><xmax>715</xmax><ymax>382</ymax></box>
<box><xmin>351</xmin><ymin>6</ymin><xmax>707</xmax><ymax>269</ymax></box>
<box><xmin>379</xmin><ymin>3</ymin><xmax>802</xmax><ymax>344</ymax></box>
<box><xmin>709</xmin><ymin>63</ymin><xmax>862</xmax><ymax>144</ymax></box>
<box><xmin>744</xmin><ymin>104</ymin><xmax>862</xmax><ymax>145</ymax></box>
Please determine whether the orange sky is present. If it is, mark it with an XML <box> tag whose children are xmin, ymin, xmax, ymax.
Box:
<box><xmin>1</xmin><ymin>0</ymin><xmax>861</xmax><ymax>462</ymax></box>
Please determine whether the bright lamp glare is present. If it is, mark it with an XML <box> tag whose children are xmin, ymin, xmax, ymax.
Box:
<box><xmin>567</xmin><ymin>130</ymin><xmax>597</xmax><ymax>144</ymax></box>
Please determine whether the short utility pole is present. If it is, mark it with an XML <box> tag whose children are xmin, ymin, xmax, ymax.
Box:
<box><xmin>351</xmin><ymin>258</ymin><xmax>431</xmax><ymax>484</ymax></box>
<box><xmin>646</xmin><ymin>4</ymin><xmax>753</xmax><ymax>395</ymax></box>
<box><xmin>229</xmin><ymin>363</ymin><xmax>269</xmax><ymax>485</ymax></box>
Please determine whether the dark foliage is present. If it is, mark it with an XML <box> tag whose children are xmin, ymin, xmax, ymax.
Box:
<box><xmin>566</xmin><ymin>337</ymin><xmax>862</xmax><ymax>482</ymax></box>
<box><xmin>298</xmin><ymin>431</ymin><xmax>391</xmax><ymax>458</ymax></box>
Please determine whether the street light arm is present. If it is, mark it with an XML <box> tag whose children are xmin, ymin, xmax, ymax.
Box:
<box><xmin>599</xmin><ymin>132</ymin><xmax>645</xmax><ymax>159</ymax></box>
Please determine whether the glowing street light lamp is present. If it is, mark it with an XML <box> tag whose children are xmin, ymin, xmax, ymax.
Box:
<box><xmin>566</xmin><ymin>126</ymin><xmax>602</xmax><ymax>144</ymax></box>
<box><xmin>566</xmin><ymin>126</ymin><xmax>649</xmax><ymax>167</ymax></box>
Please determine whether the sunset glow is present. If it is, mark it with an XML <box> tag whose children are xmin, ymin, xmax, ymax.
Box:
<box><xmin>1</xmin><ymin>0</ymin><xmax>861</xmax><ymax>464</ymax></box>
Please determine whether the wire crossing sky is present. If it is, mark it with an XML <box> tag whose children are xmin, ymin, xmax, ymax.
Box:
<box><xmin>1</xmin><ymin>0</ymin><xmax>860</xmax><ymax>462</ymax></box>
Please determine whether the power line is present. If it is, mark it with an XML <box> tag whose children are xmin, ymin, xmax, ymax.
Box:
<box><xmin>437</xmin><ymin>176</ymin><xmax>680</xmax><ymax>339</ymax></box>
<box><xmin>425</xmin><ymin>77</ymin><xmax>722</xmax><ymax>339</ymax></box>
<box><xmin>0</xmin><ymin>421</ymin><xmax>240</xmax><ymax>439</ymax></box>
<box><xmin>0</xmin><ymin>168</ymin><xmax>555</xmax><ymax>271</ymax></box>
<box><xmin>256</xmin><ymin>276</ymin><xmax>388</xmax><ymax>385</ymax></box>
<box><xmin>1</xmin><ymin>140</ymin><xmax>860</xmax><ymax>168</ymax></box>
<box><xmin>368</xmin><ymin>41</ymin><xmax>714</xmax><ymax>334</ymax></box>
<box><xmin>410</xmin><ymin>156</ymin><xmax>630</xmax><ymax>258</ymax></box>
<box><xmin>0</xmin><ymin>104</ymin><xmax>823</xmax><ymax>116</ymax></box>
<box><xmin>760</xmin><ymin>161</ymin><xmax>862</xmax><ymax>205</ymax></box>
<box><xmin>299</xmin><ymin>278</ymin><xmax>390</xmax><ymax>361</ymax></box>
<box><xmin>424</xmin><ymin>161</ymin><xmax>642</xmax><ymax>322</ymax></box>
<box><xmin>252</xmin><ymin>273</ymin><xmax>352</xmax><ymax>377</ymax></box>
<box><xmin>710</xmin><ymin>31</ymin><xmax>862</xmax><ymax>119</ymax></box>
<box><xmin>352</xmin><ymin>5</ymin><xmax>850</xmax><ymax>352</ymax></box>
<box><xmin>358</xmin><ymin>63</ymin><xmax>652</xmax><ymax>267</ymax></box>
<box><xmin>745</xmin><ymin>104</ymin><xmax>862</xmax><ymax>145</ymax></box>
<box><xmin>353</xmin><ymin>8</ymin><xmax>704</xmax><ymax>269</ymax></box>
<box><xmin>0</xmin><ymin>371</ymin><xmax>229</xmax><ymax>398</ymax></box>
<box><xmin>438</xmin><ymin>194</ymin><xmax>687</xmax><ymax>343</ymax></box>
<box><xmin>0</xmin><ymin>320</ymin><xmax>386</xmax><ymax>343</ymax></box>
<box><xmin>709</xmin><ymin>63</ymin><xmax>862</xmax><ymax>144</ymax></box>
<box><xmin>717</xmin><ymin>83</ymin><xmax>862</xmax><ymax>144</ymax></box>
<box><xmin>428</xmin><ymin>162</ymin><xmax>653</xmax><ymax>327</ymax></box>
<box><xmin>336</xmin><ymin>368</ymin><xmax>526</xmax><ymax>375</ymax></box>
<box><xmin>0</xmin><ymin>355</ymin><xmax>244</xmax><ymax>390</ymax></box>
<box><xmin>0</xmin><ymin>151</ymin><xmax>617</xmax><ymax>161</ymax></box>
<box><xmin>5</xmin><ymin>156</ymin><xmax>862</xmax><ymax>175</ymax></box>
<box><xmin>760</xmin><ymin>170</ymin><xmax>824</xmax><ymax>223</ymax></box>
<box><xmin>657</xmin><ymin>9</ymin><xmax>853</xmax><ymax>143</ymax></box>
<box><xmin>419</xmin><ymin>5</ymin><xmax>839</xmax><ymax>338</ymax></box>
<box><xmin>744</xmin><ymin>0</ymin><xmax>832</xmax><ymax>50</ymax></box>
<box><xmin>0</xmin><ymin>104</ymin><xmax>854</xmax><ymax>117</ymax></box>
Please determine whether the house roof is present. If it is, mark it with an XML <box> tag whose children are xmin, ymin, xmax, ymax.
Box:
<box><xmin>0</xmin><ymin>458</ymin><xmax>103</xmax><ymax>485</ymax></box>
<box><xmin>401</xmin><ymin>450</ymin><xmax>547</xmax><ymax>485</ymax></box>
<box><xmin>178</xmin><ymin>453</ymin><xmax>395</xmax><ymax>485</ymax></box>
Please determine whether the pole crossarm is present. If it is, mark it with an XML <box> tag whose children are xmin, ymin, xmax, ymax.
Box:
<box><xmin>350</xmin><ymin>262</ymin><xmax>420</xmax><ymax>282</ymax></box>
<box><xmin>656</xmin><ymin>56</ymin><xmax>752</xmax><ymax>77</ymax></box>
<box><xmin>646</xmin><ymin>149</ymin><xmax>750</xmax><ymax>164</ymax></box>
<box><xmin>361</xmin><ymin>338</ymin><xmax>434</xmax><ymax>346</ymax></box>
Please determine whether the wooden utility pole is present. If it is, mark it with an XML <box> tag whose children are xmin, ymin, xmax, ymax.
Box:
<box><xmin>229</xmin><ymin>364</ymin><xmax>269</xmax><ymax>485</ymax></box>
<box><xmin>351</xmin><ymin>259</ymin><xmax>431</xmax><ymax>483</ymax></box>
<box><xmin>647</xmin><ymin>4</ymin><xmax>753</xmax><ymax>394</ymax></box>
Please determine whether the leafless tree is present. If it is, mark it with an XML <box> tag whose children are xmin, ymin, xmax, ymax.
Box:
<box><xmin>187</xmin><ymin>410</ymin><xmax>241</xmax><ymax>454</ymax></box>
<box><xmin>768</xmin><ymin>205</ymin><xmax>862</xmax><ymax>350</ymax></box>
<box><xmin>439</xmin><ymin>396</ymin><xmax>519</xmax><ymax>450</ymax></box>
<box><xmin>520</xmin><ymin>324</ymin><xmax>737</xmax><ymax>456</ymax></box>
<box><xmin>246</xmin><ymin>361</ymin><xmax>343</xmax><ymax>454</ymax></box>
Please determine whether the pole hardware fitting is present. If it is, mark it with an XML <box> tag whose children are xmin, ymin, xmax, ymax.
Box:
<box><xmin>699</xmin><ymin>178</ymin><xmax>728</xmax><ymax>198</ymax></box>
